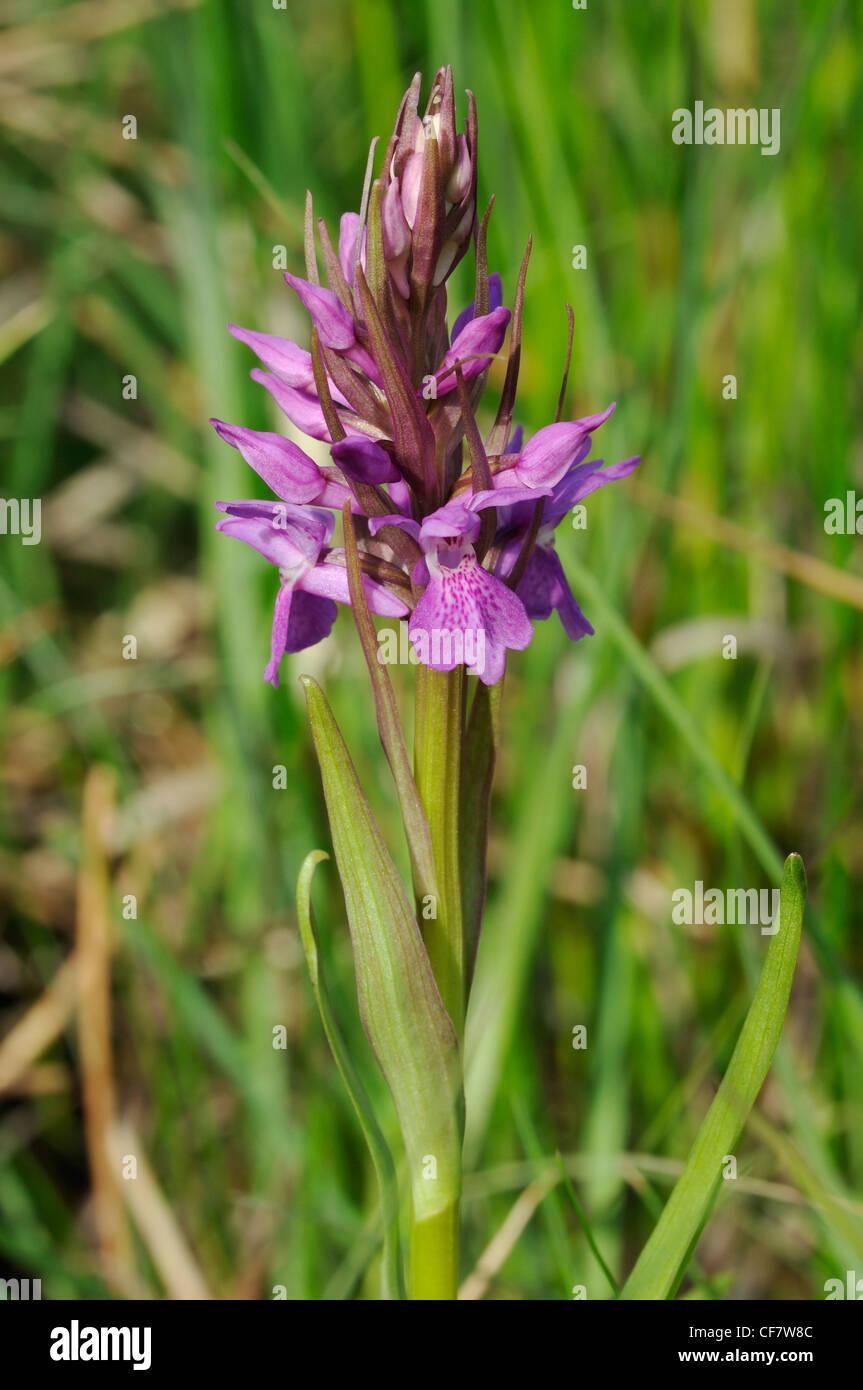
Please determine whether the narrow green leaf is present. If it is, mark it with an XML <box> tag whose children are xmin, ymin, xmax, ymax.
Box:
<box><xmin>300</xmin><ymin>676</ymin><xmax>462</xmax><ymax>1229</ymax></box>
<box><xmin>620</xmin><ymin>853</ymin><xmax>806</xmax><ymax>1300</ymax></box>
<box><xmin>296</xmin><ymin>849</ymin><xmax>405</xmax><ymax>1300</ymax></box>
<box><xmin>555</xmin><ymin>1151</ymin><xmax>619</xmax><ymax>1297</ymax></box>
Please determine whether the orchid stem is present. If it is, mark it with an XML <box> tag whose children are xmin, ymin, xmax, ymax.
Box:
<box><xmin>410</xmin><ymin>1201</ymin><xmax>460</xmax><ymax>1301</ymax></box>
<box><xmin>413</xmin><ymin>663</ymin><xmax>466</xmax><ymax>1301</ymax></box>
<box><xmin>414</xmin><ymin>664</ymin><xmax>467</xmax><ymax>1036</ymax></box>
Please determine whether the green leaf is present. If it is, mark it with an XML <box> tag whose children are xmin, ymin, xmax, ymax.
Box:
<box><xmin>295</xmin><ymin>849</ymin><xmax>405</xmax><ymax>1300</ymax></box>
<box><xmin>300</xmin><ymin>676</ymin><xmax>462</xmax><ymax>1230</ymax></box>
<box><xmin>620</xmin><ymin>853</ymin><xmax>807</xmax><ymax>1300</ymax></box>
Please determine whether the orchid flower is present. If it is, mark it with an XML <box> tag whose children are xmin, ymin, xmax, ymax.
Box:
<box><xmin>211</xmin><ymin>66</ymin><xmax>638</xmax><ymax>1301</ymax></box>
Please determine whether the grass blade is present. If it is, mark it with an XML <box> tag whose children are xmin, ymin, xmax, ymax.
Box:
<box><xmin>620</xmin><ymin>853</ymin><xmax>806</xmax><ymax>1300</ymax></box>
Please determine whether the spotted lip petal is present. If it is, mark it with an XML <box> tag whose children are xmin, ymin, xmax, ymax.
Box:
<box><xmin>409</xmin><ymin>543</ymin><xmax>533</xmax><ymax>686</ymax></box>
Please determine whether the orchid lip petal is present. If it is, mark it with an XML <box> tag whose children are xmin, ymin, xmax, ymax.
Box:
<box><xmin>408</xmin><ymin>544</ymin><xmax>532</xmax><ymax>686</ymax></box>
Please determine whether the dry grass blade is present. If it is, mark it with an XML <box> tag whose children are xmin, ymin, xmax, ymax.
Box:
<box><xmin>0</xmin><ymin>955</ymin><xmax>77</xmax><ymax>1092</ymax></box>
<box><xmin>106</xmin><ymin>1117</ymin><xmax>212</xmax><ymax>1300</ymax></box>
<box><xmin>458</xmin><ymin>1169</ymin><xmax>556</xmax><ymax>1300</ymax></box>
<box><xmin>75</xmin><ymin>764</ymin><xmax>133</xmax><ymax>1291</ymax></box>
<box><xmin>631</xmin><ymin>480</ymin><xmax>863</xmax><ymax>612</ymax></box>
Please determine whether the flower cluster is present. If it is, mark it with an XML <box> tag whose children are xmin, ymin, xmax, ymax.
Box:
<box><xmin>213</xmin><ymin>68</ymin><xmax>638</xmax><ymax>687</ymax></box>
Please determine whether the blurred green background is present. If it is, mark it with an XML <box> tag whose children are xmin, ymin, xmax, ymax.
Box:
<box><xmin>1</xmin><ymin>0</ymin><xmax>861</xmax><ymax>1299</ymax></box>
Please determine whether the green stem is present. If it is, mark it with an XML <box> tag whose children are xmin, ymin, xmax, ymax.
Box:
<box><xmin>414</xmin><ymin>664</ymin><xmax>467</xmax><ymax>1037</ymax></box>
<box><xmin>410</xmin><ymin>1202</ymin><xmax>460</xmax><ymax>1301</ymax></box>
<box><xmin>413</xmin><ymin>663</ymin><xmax>466</xmax><ymax>1301</ymax></box>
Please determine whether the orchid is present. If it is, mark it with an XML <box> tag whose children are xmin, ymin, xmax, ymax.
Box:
<box><xmin>212</xmin><ymin>67</ymin><xmax>639</xmax><ymax>1299</ymax></box>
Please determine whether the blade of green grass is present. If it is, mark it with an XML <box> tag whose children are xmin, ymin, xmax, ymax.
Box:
<box><xmin>620</xmin><ymin>853</ymin><xmax>806</xmax><ymax>1299</ymax></box>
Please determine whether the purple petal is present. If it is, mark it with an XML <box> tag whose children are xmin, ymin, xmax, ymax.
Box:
<box><xmin>367</xmin><ymin>513</ymin><xmax>422</xmax><ymax>543</ymax></box>
<box><xmin>419</xmin><ymin>499</ymin><xmax>481</xmax><ymax>545</ymax></box>
<box><xmin>544</xmin><ymin>453</ymin><xmax>641</xmax><ymax>527</ymax></box>
<box><xmin>446</xmin><ymin>134</ymin><xmax>473</xmax><ymax>204</ymax></box>
<box><xmin>301</xmin><ymin>554</ymin><xmax>409</xmax><ymax>617</ymax></box>
<box><xmin>470</xmin><ymin>481</ymin><xmax>550</xmax><ymax>510</ymax></box>
<box><xmin>338</xmin><ymin>212</ymin><xmax>364</xmax><ymax>285</ymax></box>
<box><xmin>400</xmin><ymin>152</ymin><xmax>424</xmax><ymax>229</ymax></box>
<box><xmin>210</xmin><ymin>419</ymin><xmax>324</xmax><ymax>503</ymax></box>
<box><xmin>387</xmin><ymin>478</ymin><xmax>412</xmax><ymax>514</ymax></box>
<box><xmin>330</xmin><ymin>437</ymin><xmax>400</xmax><ymax>485</ymax></box>
<box><xmin>451</xmin><ymin>272</ymin><xmax>503</xmax><ymax>343</ymax></box>
<box><xmin>215</xmin><ymin>507</ymin><xmax>332</xmax><ymax>569</ymax></box>
<box><xmin>502</xmin><ymin>423</ymin><xmax>524</xmax><ymax>456</ymax></box>
<box><xmin>382</xmin><ymin>179</ymin><xmax>411</xmax><ymax>257</ymax></box>
<box><xmin>284</xmin><ymin>273</ymin><xmax>356</xmax><ymax>351</ymax></box>
<box><xmin>436</xmin><ymin>305</ymin><xmax>510</xmax><ymax>394</ymax></box>
<box><xmin>228</xmin><ymin>325</ymin><xmax>316</xmax><ymax>391</ymax></box>
<box><xmin>264</xmin><ymin>585</ymin><xmax>337</xmax><ymax>686</ymax></box>
<box><xmin>251</xmin><ymin>369</ymin><xmax>348</xmax><ymax>442</ymax></box>
<box><xmin>343</xmin><ymin>341</ymin><xmax>384</xmax><ymax>388</ymax></box>
<box><xmin>516</xmin><ymin>546</ymin><xmax>593</xmax><ymax>640</ymax></box>
<box><xmin>514</xmin><ymin>405</ymin><xmax>616</xmax><ymax>490</ymax></box>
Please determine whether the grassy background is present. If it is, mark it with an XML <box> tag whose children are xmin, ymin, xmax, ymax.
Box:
<box><xmin>1</xmin><ymin>0</ymin><xmax>861</xmax><ymax>1299</ymax></box>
